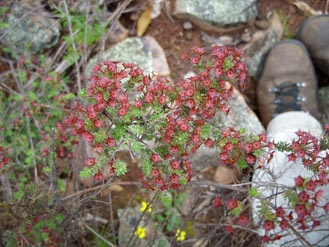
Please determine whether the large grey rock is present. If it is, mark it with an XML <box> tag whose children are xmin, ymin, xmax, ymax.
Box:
<box><xmin>252</xmin><ymin>112</ymin><xmax>329</xmax><ymax>247</ymax></box>
<box><xmin>87</xmin><ymin>36</ymin><xmax>170</xmax><ymax>77</ymax></box>
<box><xmin>174</xmin><ymin>0</ymin><xmax>258</xmax><ymax>32</ymax></box>
<box><xmin>118</xmin><ymin>207</ymin><xmax>169</xmax><ymax>247</ymax></box>
<box><xmin>1</xmin><ymin>4</ymin><xmax>60</xmax><ymax>54</ymax></box>
<box><xmin>242</xmin><ymin>12</ymin><xmax>284</xmax><ymax>79</ymax></box>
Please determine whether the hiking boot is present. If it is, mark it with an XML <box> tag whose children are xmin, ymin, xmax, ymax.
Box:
<box><xmin>257</xmin><ymin>40</ymin><xmax>319</xmax><ymax>127</ymax></box>
<box><xmin>297</xmin><ymin>15</ymin><xmax>329</xmax><ymax>77</ymax></box>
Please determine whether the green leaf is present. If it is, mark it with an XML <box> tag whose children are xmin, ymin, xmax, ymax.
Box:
<box><xmin>29</xmin><ymin>91</ymin><xmax>37</xmax><ymax>100</ymax></box>
<box><xmin>237</xmin><ymin>157</ymin><xmax>247</xmax><ymax>169</ymax></box>
<box><xmin>131</xmin><ymin>141</ymin><xmax>143</xmax><ymax>152</ymax></box>
<box><xmin>57</xmin><ymin>179</ymin><xmax>66</xmax><ymax>192</ymax></box>
<box><xmin>248</xmin><ymin>188</ymin><xmax>259</xmax><ymax>198</ymax></box>
<box><xmin>200</xmin><ymin>124</ymin><xmax>211</xmax><ymax>139</ymax></box>
<box><xmin>114</xmin><ymin>159</ymin><xmax>127</xmax><ymax>176</ymax></box>
<box><xmin>0</xmin><ymin>22</ymin><xmax>10</xmax><ymax>29</ymax></box>
<box><xmin>56</xmin><ymin>214</ymin><xmax>63</xmax><ymax>223</ymax></box>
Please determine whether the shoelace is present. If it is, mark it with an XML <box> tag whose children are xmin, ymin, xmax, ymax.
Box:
<box><xmin>270</xmin><ymin>82</ymin><xmax>305</xmax><ymax>117</ymax></box>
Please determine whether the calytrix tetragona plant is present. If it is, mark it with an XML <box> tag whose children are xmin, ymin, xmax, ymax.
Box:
<box><xmin>56</xmin><ymin>45</ymin><xmax>254</xmax><ymax>191</ymax></box>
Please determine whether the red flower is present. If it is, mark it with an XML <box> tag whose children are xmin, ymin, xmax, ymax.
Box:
<box><xmin>213</xmin><ymin>196</ymin><xmax>221</xmax><ymax>208</ymax></box>
<box><xmin>87</xmin><ymin>157</ymin><xmax>95</xmax><ymax>167</ymax></box>
<box><xmin>295</xmin><ymin>204</ymin><xmax>307</xmax><ymax>219</ymax></box>
<box><xmin>205</xmin><ymin>138</ymin><xmax>214</xmax><ymax>148</ymax></box>
<box><xmin>170</xmin><ymin>174</ymin><xmax>180</xmax><ymax>183</ymax></box>
<box><xmin>151</xmin><ymin>153</ymin><xmax>161</xmax><ymax>163</ymax></box>
<box><xmin>170</xmin><ymin>160</ymin><xmax>180</xmax><ymax>170</ymax></box>
<box><xmin>263</xmin><ymin>220</ymin><xmax>275</xmax><ymax>232</ymax></box>
<box><xmin>294</xmin><ymin>176</ymin><xmax>305</xmax><ymax>187</ymax></box>
<box><xmin>280</xmin><ymin>219</ymin><xmax>289</xmax><ymax>230</ymax></box>
<box><xmin>118</xmin><ymin>107</ymin><xmax>127</xmax><ymax>116</ymax></box>
<box><xmin>106</xmin><ymin>137</ymin><xmax>115</xmax><ymax>147</ymax></box>
<box><xmin>151</xmin><ymin>169</ymin><xmax>160</xmax><ymax>177</ymax></box>
<box><xmin>236</xmin><ymin>214</ymin><xmax>249</xmax><ymax>226</ymax></box>
<box><xmin>134</xmin><ymin>100</ymin><xmax>143</xmax><ymax>108</ymax></box>
<box><xmin>298</xmin><ymin>190</ymin><xmax>310</xmax><ymax>203</ymax></box>
<box><xmin>93</xmin><ymin>119</ymin><xmax>103</xmax><ymax>128</ymax></box>
<box><xmin>226</xmin><ymin>199</ymin><xmax>238</xmax><ymax>210</ymax></box>
<box><xmin>224</xmin><ymin>225</ymin><xmax>234</xmax><ymax>233</ymax></box>
<box><xmin>260</xmin><ymin>235</ymin><xmax>270</xmax><ymax>242</ymax></box>
<box><xmin>276</xmin><ymin>206</ymin><xmax>285</xmax><ymax>218</ymax></box>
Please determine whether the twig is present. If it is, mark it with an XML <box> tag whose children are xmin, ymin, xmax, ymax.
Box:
<box><xmin>62</xmin><ymin>0</ymin><xmax>82</xmax><ymax>91</ymax></box>
<box><xmin>59</xmin><ymin>181</ymin><xmax>140</xmax><ymax>201</ymax></box>
<box><xmin>99</xmin><ymin>0</ymin><xmax>132</xmax><ymax>59</ymax></box>
<box><xmin>25</xmin><ymin>116</ymin><xmax>39</xmax><ymax>184</ymax></box>
<box><xmin>126</xmin><ymin>195</ymin><xmax>157</xmax><ymax>247</ymax></box>
<box><xmin>190</xmin><ymin>181</ymin><xmax>248</xmax><ymax>192</ymax></box>
<box><xmin>108</xmin><ymin>188</ymin><xmax>116</xmax><ymax>242</ymax></box>
<box><xmin>82</xmin><ymin>221</ymin><xmax>117</xmax><ymax>247</ymax></box>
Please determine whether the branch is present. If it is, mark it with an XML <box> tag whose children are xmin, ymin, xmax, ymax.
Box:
<box><xmin>81</xmin><ymin>221</ymin><xmax>117</xmax><ymax>247</ymax></box>
<box><xmin>62</xmin><ymin>0</ymin><xmax>82</xmax><ymax>91</ymax></box>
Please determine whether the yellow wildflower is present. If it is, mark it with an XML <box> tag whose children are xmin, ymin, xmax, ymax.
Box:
<box><xmin>134</xmin><ymin>226</ymin><xmax>146</xmax><ymax>239</ymax></box>
<box><xmin>140</xmin><ymin>201</ymin><xmax>152</xmax><ymax>213</ymax></box>
<box><xmin>176</xmin><ymin>229</ymin><xmax>186</xmax><ymax>241</ymax></box>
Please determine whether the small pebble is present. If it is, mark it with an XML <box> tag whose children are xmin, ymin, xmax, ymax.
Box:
<box><xmin>183</xmin><ymin>21</ymin><xmax>193</xmax><ymax>30</ymax></box>
<box><xmin>241</xmin><ymin>32</ymin><xmax>251</xmax><ymax>43</ymax></box>
<box><xmin>255</xmin><ymin>19</ymin><xmax>270</xmax><ymax>30</ymax></box>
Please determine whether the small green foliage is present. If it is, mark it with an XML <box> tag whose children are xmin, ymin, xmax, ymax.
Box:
<box><xmin>248</xmin><ymin>188</ymin><xmax>259</xmax><ymax>198</ymax></box>
<box><xmin>237</xmin><ymin>157</ymin><xmax>247</xmax><ymax>169</ymax></box>
<box><xmin>114</xmin><ymin>159</ymin><xmax>127</xmax><ymax>176</ymax></box>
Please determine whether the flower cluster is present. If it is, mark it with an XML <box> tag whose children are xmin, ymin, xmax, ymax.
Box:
<box><xmin>55</xmin><ymin>45</ymin><xmax>249</xmax><ymax>190</ymax></box>
<box><xmin>258</xmin><ymin>131</ymin><xmax>329</xmax><ymax>243</ymax></box>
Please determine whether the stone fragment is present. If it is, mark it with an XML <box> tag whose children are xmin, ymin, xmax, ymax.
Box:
<box><xmin>1</xmin><ymin>3</ymin><xmax>60</xmax><ymax>54</ymax></box>
<box><xmin>241</xmin><ymin>32</ymin><xmax>252</xmax><ymax>43</ymax></box>
<box><xmin>213</xmin><ymin>164</ymin><xmax>241</xmax><ymax>185</ymax></box>
<box><xmin>242</xmin><ymin>12</ymin><xmax>284</xmax><ymax>79</ymax></box>
<box><xmin>107</xmin><ymin>21</ymin><xmax>129</xmax><ymax>44</ymax></box>
<box><xmin>174</xmin><ymin>0</ymin><xmax>258</xmax><ymax>32</ymax></box>
<box><xmin>201</xmin><ymin>33</ymin><xmax>236</xmax><ymax>46</ymax></box>
<box><xmin>255</xmin><ymin>19</ymin><xmax>270</xmax><ymax>30</ymax></box>
<box><xmin>118</xmin><ymin>207</ymin><xmax>169</xmax><ymax>247</ymax></box>
<box><xmin>87</xmin><ymin>36</ymin><xmax>170</xmax><ymax>77</ymax></box>
<box><xmin>183</xmin><ymin>21</ymin><xmax>193</xmax><ymax>30</ymax></box>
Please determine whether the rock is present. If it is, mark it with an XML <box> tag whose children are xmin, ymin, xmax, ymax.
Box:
<box><xmin>118</xmin><ymin>207</ymin><xmax>169</xmax><ymax>247</ymax></box>
<box><xmin>151</xmin><ymin>0</ymin><xmax>165</xmax><ymax>19</ymax></box>
<box><xmin>213</xmin><ymin>164</ymin><xmax>241</xmax><ymax>185</ymax></box>
<box><xmin>183</xmin><ymin>21</ymin><xmax>193</xmax><ymax>30</ymax></box>
<box><xmin>174</xmin><ymin>0</ymin><xmax>258</xmax><ymax>32</ymax></box>
<box><xmin>251</xmin><ymin>112</ymin><xmax>329</xmax><ymax>247</ymax></box>
<box><xmin>107</xmin><ymin>21</ymin><xmax>129</xmax><ymax>44</ymax></box>
<box><xmin>242</xmin><ymin>12</ymin><xmax>284</xmax><ymax>79</ymax></box>
<box><xmin>241</xmin><ymin>32</ymin><xmax>252</xmax><ymax>43</ymax></box>
<box><xmin>318</xmin><ymin>86</ymin><xmax>329</xmax><ymax>125</ymax></box>
<box><xmin>87</xmin><ymin>36</ymin><xmax>170</xmax><ymax>77</ymax></box>
<box><xmin>216</xmin><ymin>85</ymin><xmax>265</xmax><ymax>135</ymax></box>
<box><xmin>255</xmin><ymin>19</ymin><xmax>270</xmax><ymax>30</ymax></box>
<box><xmin>1</xmin><ymin>3</ymin><xmax>60</xmax><ymax>54</ymax></box>
<box><xmin>201</xmin><ymin>33</ymin><xmax>236</xmax><ymax>46</ymax></box>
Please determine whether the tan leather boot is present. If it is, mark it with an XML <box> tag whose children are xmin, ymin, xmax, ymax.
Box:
<box><xmin>257</xmin><ymin>41</ymin><xmax>319</xmax><ymax>127</ymax></box>
<box><xmin>298</xmin><ymin>15</ymin><xmax>329</xmax><ymax>77</ymax></box>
